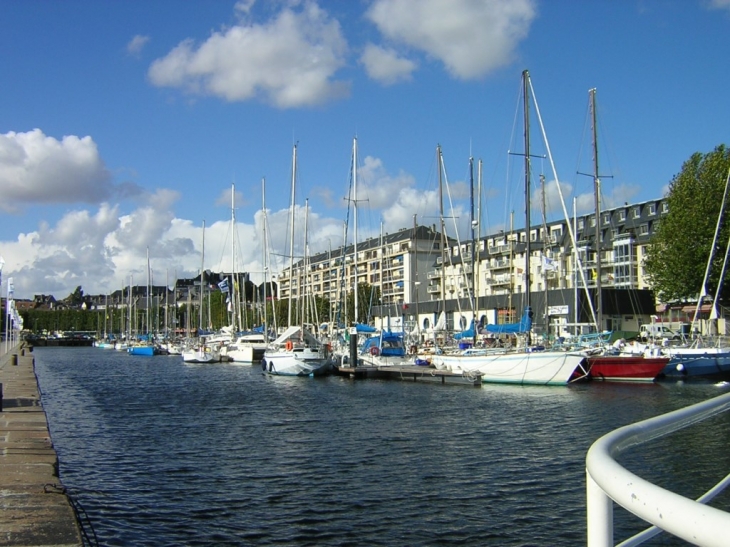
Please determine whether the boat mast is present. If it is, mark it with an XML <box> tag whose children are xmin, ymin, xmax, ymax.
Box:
<box><xmin>353</xmin><ymin>137</ymin><xmax>359</xmax><ymax>326</ymax></box>
<box><xmin>262</xmin><ymin>177</ymin><xmax>268</xmax><ymax>338</ymax></box>
<box><xmin>590</xmin><ymin>88</ymin><xmax>603</xmax><ymax>333</ymax></box>
<box><xmin>146</xmin><ymin>247</ymin><xmax>150</xmax><ymax>336</ymax></box>
<box><xmin>469</xmin><ymin>155</ymin><xmax>477</xmax><ymax>346</ymax></box>
<box><xmin>476</xmin><ymin>158</ymin><xmax>483</xmax><ymax>328</ymax></box>
<box><xmin>438</xmin><ymin>145</ymin><xmax>446</xmax><ymax>336</ymax></box>
<box><xmin>522</xmin><ymin>69</ymin><xmax>532</xmax><ymax>344</ymax></box>
<box><xmin>200</xmin><ymin>220</ymin><xmax>205</xmax><ymax>333</ymax></box>
<box><xmin>287</xmin><ymin>145</ymin><xmax>297</xmax><ymax>328</ymax></box>
<box><xmin>304</xmin><ymin>198</ymin><xmax>310</xmax><ymax>329</ymax></box>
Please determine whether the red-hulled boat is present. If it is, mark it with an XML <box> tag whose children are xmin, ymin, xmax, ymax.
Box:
<box><xmin>587</xmin><ymin>355</ymin><xmax>669</xmax><ymax>382</ymax></box>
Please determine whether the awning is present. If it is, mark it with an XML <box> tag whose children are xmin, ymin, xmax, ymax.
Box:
<box><xmin>681</xmin><ymin>304</ymin><xmax>713</xmax><ymax>313</ymax></box>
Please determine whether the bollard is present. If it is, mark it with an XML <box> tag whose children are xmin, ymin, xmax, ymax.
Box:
<box><xmin>11</xmin><ymin>354</ymin><xmax>18</xmax><ymax>366</ymax></box>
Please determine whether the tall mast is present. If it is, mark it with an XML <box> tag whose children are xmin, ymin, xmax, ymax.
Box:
<box><xmin>262</xmin><ymin>177</ymin><xmax>268</xmax><ymax>337</ymax></box>
<box><xmin>590</xmin><ymin>88</ymin><xmax>603</xmax><ymax>332</ymax></box>
<box><xmin>146</xmin><ymin>247</ymin><xmax>150</xmax><ymax>336</ymax></box>
<box><xmin>287</xmin><ymin>144</ymin><xmax>297</xmax><ymax>327</ymax></box>
<box><xmin>476</xmin><ymin>159</ymin><xmax>483</xmax><ymax>319</ymax></box>
<box><xmin>522</xmin><ymin>69</ymin><xmax>532</xmax><ymax>322</ymax></box>
<box><xmin>199</xmin><ymin>220</ymin><xmax>205</xmax><ymax>332</ymax></box>
<box><xmin>230</xmin><ymin>183</ymin><xmax>238</xmax><ymax>331</ymax></box>
<box><xmin>304</xmin><ymin>198</ymin><xmax>310</xmax><ymax>328</ymax></box>
<box><xmin>353</xmin><ymin>137</ymin><xmax>359</xmax><ymax>325</ymax></box>
<box><xmin>469</xmin><ymin>155</ymin><xmax>476</xmax><ymax>345</ymax></box>
<box><xmin>438</xmin><ymin>145</ymin><xmax>446</xmax><ymax>328</ymax></box>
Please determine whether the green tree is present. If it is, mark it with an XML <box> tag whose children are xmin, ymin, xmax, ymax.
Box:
<box><xmin>644</xmin><ymin>145</ymin><xmax>730</xmax><ymax>303</ymax></box>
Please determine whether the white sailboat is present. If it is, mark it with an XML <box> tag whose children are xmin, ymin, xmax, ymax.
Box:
<box><xmin>432</xmin><ymin>71</ymin><xmax>588</xmax><ymax>385</ymax></box>
<box><xmin>262</xmin><ymin>144</ymin><xmax>333</xmax><ymax>376</ymax></box>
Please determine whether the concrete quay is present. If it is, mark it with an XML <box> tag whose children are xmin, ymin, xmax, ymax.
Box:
<box><xmin>0</xmin><ymin>344</ymin><xmax>82</xmax><ymax>547</ymax></box>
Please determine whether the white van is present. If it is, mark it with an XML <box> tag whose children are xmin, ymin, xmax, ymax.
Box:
<box><xmin>639</xmin><ymin>323</ymin><xmax>677</xmax><ymax>341</ymax></box>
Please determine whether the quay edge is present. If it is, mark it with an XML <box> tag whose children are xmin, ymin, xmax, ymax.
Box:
<box><xmin>0</xmin><ymin>343</ymin><xmax>83</xmax><ymax>547</ymax></box>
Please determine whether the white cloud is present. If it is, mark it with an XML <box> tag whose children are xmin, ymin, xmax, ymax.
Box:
<box><xmin>706</xmin><ymin>0</ymin><xmax>730</xmax><ymax>11</ymax></box>
<box><xmin>360</xmin><ymin>43</ymin><xmax>416</xmax><ymax>84</ymax></box>
<box><xmin>356</xmin><ymin>155</ymin><xmax>417</xmax><ymax>209</ymax></box>
<box><xmin>127</xmin><ymin>34</ymin><xmax>150</xmax><ymax>56</ymax></box>
<box><xmin>148</xmin><ymin>2</ymin><xmax>350</xmax><ymax>108</ymax></box>
<box><xmin>366</xmin><ymin>0</ymin><xmax>536</xmax><ymax>79</ymax></box>
<box><xmin>0</xmin><ymin>129</ymin><xmax>117</xmax><ymax>211</ymax></box>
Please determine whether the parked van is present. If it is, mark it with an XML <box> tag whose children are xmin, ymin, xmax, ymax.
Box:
<box><xmin>639</xmin><ymin>323</ymin><xmax>677</xmax><ymax>342</ymax></box>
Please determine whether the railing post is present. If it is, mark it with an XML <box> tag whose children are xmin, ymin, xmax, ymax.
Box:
<box><xmin>587</xmin><ymin>470</ymin><xmax>613</xmax><ymax>547</ymax></box>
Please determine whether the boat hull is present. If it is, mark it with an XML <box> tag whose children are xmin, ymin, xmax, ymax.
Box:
<box><xmin>262</xmin><ymin>347</ymin><xmax>333</xmax><ymax>376</ymax></box>
<box><xmin>127</xmin><ymin>345</ymin><xmax>156</xmax><ymax>356</ymax></box>
<box><xmin>433</xmin><ymin>350</ymin><xmax>587</xmax><ymax>385</ymax></box>
<box><xmin>182</xmin><ymin>348</ymin><xmax>221</xmax><ymax>364</ymax></box>
<box><xmin>587</xmin><ymin>355</ymin><xmax>669</xmax><ymax>382</ymax></box>
<box><xmin>662</xmin><ymin>349</ymin><xmax>730</xmax><ymax>380</ymax></box>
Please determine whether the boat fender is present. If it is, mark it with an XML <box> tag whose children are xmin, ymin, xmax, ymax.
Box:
<box><xmin>370</xmin><ymin>346</ymin><xmax>380</xmax><ymax>356</ymax></box>
<box><xmin>261</xmin><ymin>360</ymin><xmax>267</xmax><ymax>371</ymax></box>
<box><xmin>285</xmin><ymin>340</ymin><xmax>294</xmax><ymax>351</ymax></box>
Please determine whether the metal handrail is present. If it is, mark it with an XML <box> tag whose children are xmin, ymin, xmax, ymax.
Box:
<box><xmin>586</xmin><ymin>392</ymin><xmax>730</xmax><ymax>546</ymax></box>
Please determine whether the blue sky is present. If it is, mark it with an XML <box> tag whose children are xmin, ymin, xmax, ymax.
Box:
<box><xmin>1</xmin><ymin>0</ymin><xmax>729</xmax><ymax>299</ymax></box>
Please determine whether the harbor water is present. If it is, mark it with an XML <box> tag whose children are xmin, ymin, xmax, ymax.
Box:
<box><xmin>34</xmin><ymin>347</ymin><xmax>730</xmax><ymax>546</ymax></box>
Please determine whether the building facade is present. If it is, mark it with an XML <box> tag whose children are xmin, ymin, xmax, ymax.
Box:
<box><xmin>274</xmin><ymin>197</ymin><xmax>667</xmax><ymax>336</ymax></box>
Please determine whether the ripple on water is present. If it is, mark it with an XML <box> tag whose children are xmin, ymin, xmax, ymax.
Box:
<box><xmin>33</xmin><ymin>346</ymin><xmax>730</xmax><ymax>546</ymax></box>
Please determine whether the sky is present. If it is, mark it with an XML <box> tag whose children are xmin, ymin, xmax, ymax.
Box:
<box><xmin>1</xmin><ymin>0</ymin><xmax>729</xmax><ymax>300</ymax></box>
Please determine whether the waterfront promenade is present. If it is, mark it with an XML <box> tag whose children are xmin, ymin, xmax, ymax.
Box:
<box><xmin>0</xmin><ymin>343</ymin><xmax>82</xmax><ymax>546</ymax></box>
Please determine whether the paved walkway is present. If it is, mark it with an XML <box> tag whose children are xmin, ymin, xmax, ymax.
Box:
<box><xmin>0</xmin><ymin>343</ymin><xmax>82</xmax><ymax>546</ymax></box>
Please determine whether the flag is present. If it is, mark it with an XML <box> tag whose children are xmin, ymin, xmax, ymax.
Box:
<box><xmin>7</xmin><ymin>277</ymin><xmax>14</xmax><ymax>298</ymax></box>
<box><xmin>218</xmin><ymin>279</ymin><xmax>229</xmax><ymax>293</ymax></box>
<box><xmin>542</xmin><ymin>256</ymin><xmax>556</xmax><ymax>271</ymax></box>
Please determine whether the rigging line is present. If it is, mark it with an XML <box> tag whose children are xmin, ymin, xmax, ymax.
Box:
<box><xmin>440</xmin><ymin>152</ymin><xmax>469</xmax><ymax>317</ymax></box>
<box><xmin>707</xmin><ymin>167</ymin><xmax>730</xmax><ymax>321</ymax></box>
<box><xmin>528</xmin><ymin>75</ymin><xmax>598</xmax><ymax>328</ymax></box>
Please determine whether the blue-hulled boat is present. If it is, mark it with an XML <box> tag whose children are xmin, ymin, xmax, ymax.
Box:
<box><xmin>661</xmin><ymin>346</ymin><xmax>730</xmax><ymax>380</ymax></box>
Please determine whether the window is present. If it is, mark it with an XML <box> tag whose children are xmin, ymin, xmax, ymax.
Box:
<box><xmin>578</xmin><ymin>219</ymin><xmax>585</xmax><ymax>230</ymax></box>
<box><xmin>648</xmin><ymin>203</ymin><xmax>656</xmax><ymax>215</ymax></box>
<box><xmin>632</xmin><ymin>207</ymin><xmax>640</xmax><ymax>218</ymax></box>
<box><xmin>661</xmin><ymin>202</ymin><xmax>669</xmax><ymax>213</ymax></box>
<box><xmin>589</xmin><ymin>216</ymin><xmax>596</xmax><ymax>227</ymax></box>
<box><xmin>618</xmin><ymin>209</ymin><xmax>626</xmax><ymax>221</ymax></box>
<box><xmin>603</xmin><ymin>213</ymin><xmax>610</xmax><ymax>225</ymax></box>
<box><xmin>639</xmin><ymin>224</ymin><xmax>649</xmax><ymax>235</ymax></box>
<box><xmin>611</xmin><ymin>228</ymin><xmax>619</xmax><ymax>238</ymax></box>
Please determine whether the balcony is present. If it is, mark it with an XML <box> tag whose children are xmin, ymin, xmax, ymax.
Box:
<box><xmin>488</xmin><ymin>243</ymin><xmax>513</xmax><ymax>255</ymax></box>
<box><xmin>427</xmin><ymin>284</ymin><xmax>441</xmax><ymax>294</ymax></box>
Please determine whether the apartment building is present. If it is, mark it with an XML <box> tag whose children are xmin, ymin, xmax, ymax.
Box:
<box><xmin>276</xmin><ymin>197</ymin><xmax>665</xmax><ymax>335</ymax></box>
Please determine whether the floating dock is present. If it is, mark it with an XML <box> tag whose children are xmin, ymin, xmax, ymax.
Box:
<box><xmin>335</xmin><ymin>364</ymin><xmax>481</xmax><ymax>386</ymax></box>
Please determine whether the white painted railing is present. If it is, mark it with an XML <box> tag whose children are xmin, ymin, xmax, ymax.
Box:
<box><xmin>586</xmin><ymin>391</ymin><xmax>730</xmax><ymax>546</ymax></box>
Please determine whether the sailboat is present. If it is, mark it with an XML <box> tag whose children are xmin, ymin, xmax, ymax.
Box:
<box><xmin>182</xmin><ymin>220</ymin><xmax>222</xmax><ymax>364</ymax></box>
<box><xmin>344</xmin><ymin>137</ymin><xmax>412</xmax><ymax>368</ymax></box>
<box><xmin>223</xmin><ymin>179</ymin><xmax>270</xmax><ymax>363</ymax></box>
<box><xmin>128</xmin><ymin>247</ymin><xmax>159</xmax><ymax>356</ymax></box>
<box><xmin>431</xmin><ymin>70</ymin><xmax>588</xmax><ymax>385</ymax></box>
<box><xmin>579</xmin><ymin>88</ymin><xmax>668</xmax><ymax>382</ymax></box>
<box><xmin>261</xmin><ymin>145</ymin><xmax>334</xmax><ymax>376</ymax></box>
<box><xmin>659</xmin><ymin>166</ymin><xmax>730</xmax><ymax>380</ymax></box>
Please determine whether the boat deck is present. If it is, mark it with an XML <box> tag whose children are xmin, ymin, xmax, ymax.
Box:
<box><xmin>335</xmin><ymin>364</ymin><xmax>481</xmax><ymax>386</ymax></box>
